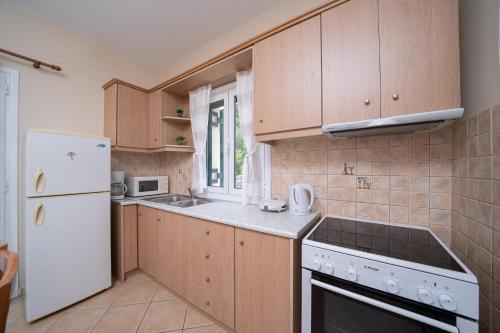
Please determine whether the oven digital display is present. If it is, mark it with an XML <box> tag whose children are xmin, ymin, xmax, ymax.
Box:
<box><xmin>138</xmin><ymin>180</ymin><xmax>159</xmax><ymax>192</ymax></box>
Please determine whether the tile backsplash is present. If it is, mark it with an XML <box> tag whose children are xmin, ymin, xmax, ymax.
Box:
<box><xmin>450</xmin><ymin>104</ymin><xmax>500</xmax><ymax>333</ymax></box>
<box><xmin>270</xmin><ymin>129</ymin><xmax>453</xmax><ymax>243</ymax></box>
<box><xmin>112</xmin><ymin>151</ymin><xmax>192</xmax><ymax>195</ymax></box>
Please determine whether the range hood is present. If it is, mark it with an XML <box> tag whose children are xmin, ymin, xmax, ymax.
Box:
<box><xmin>322</xmin><ymin>108</ymin><xmax>463</xmax><ymax>138</ymax></box>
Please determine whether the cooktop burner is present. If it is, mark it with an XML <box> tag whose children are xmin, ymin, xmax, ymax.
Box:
<box><xmin>307</xmin><ymin>217</ymin><xmax>465</xmax><ymax>273</ymax></box>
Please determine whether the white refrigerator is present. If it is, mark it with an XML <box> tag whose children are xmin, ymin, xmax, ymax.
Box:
<box><xmin>24</xmin><ymin>130</ymin><xmax>111</xmax><ymax>321</ymax></box>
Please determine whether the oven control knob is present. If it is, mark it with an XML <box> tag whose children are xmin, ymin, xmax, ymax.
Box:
<box><xmin>438</xmin><ymin>294</ymin><xmax>457</xmax><ymax>311</ymax></box>
<box><xmin>346</xmin><ymin>267</ymin><xmax>358</xmax><ymax>282</ymax></box>
<box><xmin>385</xmin><ymin>279</ymin><xmax>399</xmax><ymax>294</ymax></box>
<box><xmin>324</xmin><ymin>262</ymin><xmax>334</xmax><ymax>275</ymax></box>
<box><xmin>417</xmin><ymin>288</ymin><xmax>434</xmax><ymax>304</ymax></box>
<box><xmin>311</xmin><ymin>259</ymin><xmax>322</xmax><ymax>271</ymax></box>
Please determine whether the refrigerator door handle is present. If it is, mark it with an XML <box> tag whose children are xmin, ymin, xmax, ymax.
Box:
<box><xmin>34</xmin><ymin>168</ymin><xmax>46</xmax><ymax>193</ymax></box>
<box><xmin>33</xmin><ymin>202</ymin><xmax>45</xmax><ymax>226</ymax></box>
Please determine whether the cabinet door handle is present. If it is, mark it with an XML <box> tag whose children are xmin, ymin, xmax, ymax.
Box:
<box><xmin>205</xmin><ymin>254</ymin><xmax>210</xmax><ymax>259</ymax></box>
<box><xmin>205</xmin><ymin>301</ymin><xmax>210</xmax><ymax>306</ymax></box>
<box><xmin>239</xmin><ymin>241</ymin><xmax>244</xmax><ymax>246</ymax></box>
<box><xmin>259</xmin><ymin>119</ymin><xmax>263</xmax><ymax>123</ymax></box>
<box><xmin>392</xmin><ymin>93</ymin><xmax>399</xmax><ymax>101</ymax></box>
<box><xmin>205</xmin><ymin>230</ymin><xmax>210</xmax><ymax>235</ymax></box>
<box><xmin>364</xmin><ymin>98</ymin><xmax>370</xmax><ymax>105</ymax></box>
<box><xmin>205</xmin><ymin>277</ymin><xmax>210</xmax><ymax>283</ymax></box>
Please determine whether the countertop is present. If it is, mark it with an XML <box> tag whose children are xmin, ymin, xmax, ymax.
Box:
<box><xmin>112</xmin><ymin>197</ymin><xmax>320</xmax><ymax>239</ymax></box>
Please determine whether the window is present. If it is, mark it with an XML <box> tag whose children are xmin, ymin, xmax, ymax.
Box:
<box><xmin>204</xmin><ymin>83</ymin><xmax>269</xmax><ymax>200</ymax></box>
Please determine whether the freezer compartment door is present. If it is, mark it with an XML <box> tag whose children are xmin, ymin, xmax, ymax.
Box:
<box><xmin>25</xmin><ymin>130</ymin><xmax>110</xmax><ymax>197</ymax></box>
<box><xmin>25</xmin><ymin>192</ymin><xmax>111</xmax><ymax>321</ymax></box>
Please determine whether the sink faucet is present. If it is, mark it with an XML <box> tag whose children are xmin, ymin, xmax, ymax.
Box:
<box><xmin>188</xmin><ymin>187</ymin><xmax>197</xmax><ymax>198</ymax></box>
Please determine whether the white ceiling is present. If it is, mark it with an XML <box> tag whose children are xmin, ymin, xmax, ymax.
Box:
<box><xmin>10</xmin><ymin>0</ymin><xmax>284</xmax><ymax>70</ymax></box>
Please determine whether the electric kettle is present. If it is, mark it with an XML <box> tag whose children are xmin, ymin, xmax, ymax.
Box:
<box><xmin>288</xmin><ymin>183</ymin><xmax>315</xmax><ymax>215</ymax></box>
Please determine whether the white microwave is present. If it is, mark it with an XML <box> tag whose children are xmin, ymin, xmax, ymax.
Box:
<box><xmin>125</xmin><ymin>176</ymin><xmax>169</xmax><ymax>197</ymax></box>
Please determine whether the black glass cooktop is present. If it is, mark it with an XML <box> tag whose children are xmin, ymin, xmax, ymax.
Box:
<box><xmin>307</xmin><ymin>217</ymin><xmax>465</xmax><ymax>273</ymax></box>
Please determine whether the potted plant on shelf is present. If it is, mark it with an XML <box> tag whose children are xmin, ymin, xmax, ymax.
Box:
<box><xmin>176</xmin><ymin>108</ymin><xmax>184</xmax><ymax>118</ymax></box>
<box><xmin>175</xmin><ymin>135</ymin><xmax>186</xmax><ymax>146</ymax></box>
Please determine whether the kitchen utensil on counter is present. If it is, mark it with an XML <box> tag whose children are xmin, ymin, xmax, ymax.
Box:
<box><xmin>111</xmin><ymin>171</ymin><xmax>127</xmax><ymax>200</ymax></box>
<box><xmin>288</xmin><ymin>183</ymin><xmax>315</xmax><ymax>215</ymax></box>
<box><xmin>259</xmin><ymin>199</ymin><xmax>288</xmax><ymax>212</ymax></box>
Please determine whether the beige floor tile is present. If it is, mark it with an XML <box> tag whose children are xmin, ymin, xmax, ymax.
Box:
<box><xmin>6</xmin><ymin>310</ymin><xmax>64</xmax><ymax>333</ymax></box>
<box><xmin>184</xmin><ymin>306</ymin><xmax>213</xmax><ymax>329</ymax></box>
<box><xmin>73</xmin><ymin>282</ymin><xmax>125</xmax><ymax>310</ymax></box>
<box><xmin>126</xmin><ymin>271</ymin><xmax>156</xmax><ymax>284</ymax></box>
<box><xmin>7</xmin><ymin>296</ymin><xmax>25</xmax><ymax>325</ymax></box>
<box><xmin>113</xmin><ymin>281</ymin><xmax>157</xmax><ymax>306</ymax></box>
<box><xmin>152</xmin><ymin>286</ymin><xmax>177</xmax><ymax>302</ymax></box>
<box><xmin>183</xmin><ymin>325</ymin><xmax>228</xmax><ymax>333</ymax></box>
<box><xmin>138</xmin><ymin>300</ymin><xmax>187</xmax><ymax>333</ymax></box>
<box><xmin>94</xmin><ymin>303</ymin><xmax>148</xmax><ymax>333</ymax></box>
<box><xmin>47</xmin><ymin>308</ymin><xmax>106</xmax><ymax>333</ymax></box>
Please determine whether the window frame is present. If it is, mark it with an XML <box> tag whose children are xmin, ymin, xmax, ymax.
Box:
<box><xmin>202</xmin><ymin>82</ymin><xmax>271</xmax><ymax>202</ymax></box>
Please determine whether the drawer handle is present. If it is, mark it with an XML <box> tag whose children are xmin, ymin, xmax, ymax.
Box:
<box><xmin>205</xmin><ymin>230</ymin><xmax>210</xmax><ymax>235</ymax></box>
<box><xmin>239</xmin><ymin>241</ymin><xmax>244</xmax><ymax>246</ymax></box>
<box><xmin>205</xmin><ymin>301</ymin><xmax>210</xmax><ymax>307</ymax></box>
<box><xmin>205</xmin><ymin>254</ymin><xmax>210</xmax><ymax>259</ymax></box>
<box><xmin>392</xmin><ymin>93</ymin><xmax>399</xmax><ymax>101</ymax></box>
<box><xmin>364</xmin><ymin>98</ymin><xmax>370</xmax><ymax>105</ymax></box>
<box><xmin>205</xmin><ymin>277</ymin><xmax>210</xmax><ymax>283</ymax></box>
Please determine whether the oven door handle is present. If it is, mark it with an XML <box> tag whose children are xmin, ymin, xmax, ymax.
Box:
<box><xmin>311</xmin><ymin>279</ymin><xmax>459</xmax><ymax>333</ymax></box>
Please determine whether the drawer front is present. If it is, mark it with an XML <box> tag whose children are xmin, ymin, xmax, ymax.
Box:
<box><xmin>187</xmin><ymin>238</ymin><xmax>234</xmax><ymax>301</ymax></box>
<box><xmin>189</xmin><ymin>283</ymin><xmax>234</xmax><ymax>329</ymax></box>
<box><xmin>188</xmin><ymin>217</ymin><xmax>234</xmax><ymax>251</ymax></box>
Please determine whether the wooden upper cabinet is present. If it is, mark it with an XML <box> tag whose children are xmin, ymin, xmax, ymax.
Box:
<box><xmin>104</xmin><ymin>83</ymin><xmax>118</xmax><ymax>146</ymax></box>
<box><xmin>253</xmin><ymin>16</ymin><xmax>322</xmax><ymax>135</ymax></box>
<box><xmin>116</xmin><ymin>84</ymin><xmax>150</xmax><ymax>148</ymax></box>
<box><xmin>379</xmin><ymin>0</ymin><xmax>460</xmax><ymax>117</ymax></box>
<box><xmin>148</xmin><ymin>90</ymin><xmax>162</xmax><ymax>148</ymax></box>
<box><xmin>138</xmin><ymin>205</ymin><xmax>157</xmax><ymax>278</ymax></box>
<box><xmin>322</xmin><ymin>0</ymin><xmax>381</xmax><ymax>124</ymax></box>
<box><xmin>104</xmin><ymin>83</ymin><xmax>150</xmax><ymax>149</ymax></box>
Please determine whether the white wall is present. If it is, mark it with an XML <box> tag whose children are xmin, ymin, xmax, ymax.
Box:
<box><xmin>460</xmin><ymin>0</ymin><xmax>500</xmax><ymax>116</ymax></box>
<box><xmin>0</xmin><ymin>1</ymin><xmax>160</xmax><ymax>290</ymax></box>
<box><xmin>159</xmin><ymin>0</ymin><xmax>331</xmax><ymax>79</ymax></box>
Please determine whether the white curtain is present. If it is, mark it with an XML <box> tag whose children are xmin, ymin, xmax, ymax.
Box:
<box><xmin>189</xmin><ymin>84</ymin><xmax>211</xmax><ymax>192</ymax></box>
<box><xmin>237</xmin><ymin>70</ymin><xmax>261</xmax><ymax>204</ymax></box>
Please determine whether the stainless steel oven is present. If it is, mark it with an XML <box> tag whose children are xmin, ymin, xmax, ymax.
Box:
<box><xmin>302</xmin><ymin>269</ymin><xmax>477</xmax><ymax>333</ymax></box>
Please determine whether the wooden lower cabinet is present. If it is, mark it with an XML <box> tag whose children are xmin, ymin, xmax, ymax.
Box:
<box><xmin>110</xmin><ymin>204</ymin><xmax>138</xmax><ymax>282</ymax></box>
<box><xmin>235</xmin><ymin>228</ymin><xmax>300</xmax><ymax>333</ymax></box>
<box><xmin>134</xmin><ymin>208</ymin><xmax>299</xmax><ymax>332</ymax></box>
<box><xmin>138</xmin><ymin>205</ymin><xmax>158</xmax><ymax>277</ymax></box>
<box><xmin>157</xmin><ymin>211</ymin><xmax>187</xmax><ymax>295</ymax></box>
<box><xmin>186</xmin><ymin>217</ymin><xmax>235</xmax><ymax>328</ymax></box>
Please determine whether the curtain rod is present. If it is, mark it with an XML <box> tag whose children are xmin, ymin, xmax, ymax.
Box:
<box><xmin>0</xmin><ymin>48</ymin><xmax>62</xmax><ymax>71</ymax></box>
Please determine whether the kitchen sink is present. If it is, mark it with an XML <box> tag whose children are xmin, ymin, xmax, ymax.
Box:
<box><xmin>142</xmin><ymin>195</ymin><xmax>211</xmax><ymax>208</ymax></box>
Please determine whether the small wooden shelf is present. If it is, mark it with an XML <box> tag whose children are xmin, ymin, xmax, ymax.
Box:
<box><xmin>161</xmin><ymin>116</ymin><xmax>191</xmax><ymax>123</ymax></box>
<box><xmin>111</xmin><ymin>145</ymin><xmax>194</xmax><ymax>153</ymax></box>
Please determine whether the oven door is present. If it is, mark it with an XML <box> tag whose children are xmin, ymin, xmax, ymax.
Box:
<box><xmin>302</xmin><ymin>269</ymin><xmax>477</xmax><ymax>333</ymax></box>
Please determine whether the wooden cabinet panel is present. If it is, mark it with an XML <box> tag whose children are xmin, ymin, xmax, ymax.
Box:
<box><xmin>379</xmin><ymin>0</ymin><xmax>460</xmax><ymax>117</ymax></box>
<box><xmin>123</xmin><ymin>205</ymin><xmax>138</xmax><ymax>273</ymax></box>
<box><xmin>235</xmin><ymin>228</ymin><xmax>296</xmax><ymax>333</ymax></box>
<box><xmin>157</xmin><ymin>211</ymin><xmax>187</xmax><ymax>295</ymax></box>
<box><xmin>322</xmin><ymin>0</ymin><xmax>381</xmax><ymax>124</ymax></box>
<box><xmin>186</xmin><ymin>217</ymin><xmax>234</xmax><ymax>328</ymax></box>
<box><xmin>111</xmin><ymin>204</ymin><xmax>137</xmax><ymax>282</ymax></box>
<box><xmin>148</xmin><ymin>90</ymin><xmax>162</xmax><ymax>148</ymax></box>
<box><xmin>138</xmin><ymin>205</ymin><xmax>157</xmax><ymax>277</ymax></box>
<box><xmin>104</xmin><ymin>83</ymin><xmax>117</xmax><ymax>146</ymax></box>
<box><xmin>188</xmin><ymin>217</ymin><xmax>234</xmax><ymax>251</ymax></box>
<box><xmin>116</xmin><ymin>84</ymin><xmax>150</xmax><ymax>148</ymax></box>
<box><xmin>253</xmin><ymin>16</ymin><xmax>322</xmax><ymax>135</ymax></box>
